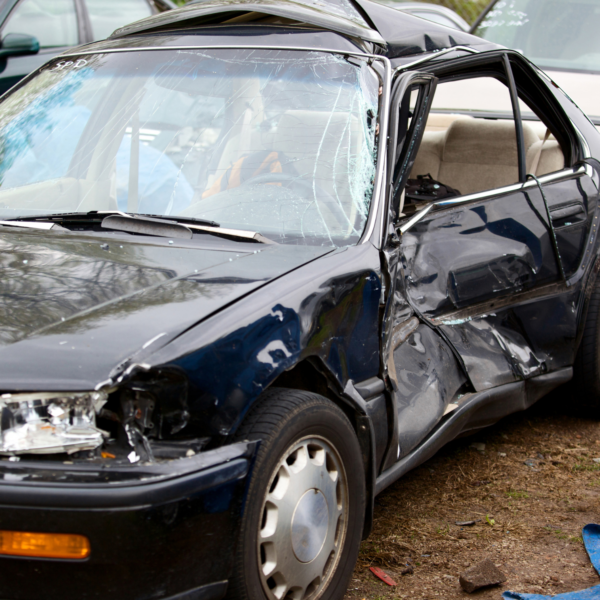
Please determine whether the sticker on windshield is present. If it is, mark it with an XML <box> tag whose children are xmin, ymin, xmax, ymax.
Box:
<box><xmin>50</xmin><ymin>59</ymin><xmax>88</xmax><ymax>72</ymax></box>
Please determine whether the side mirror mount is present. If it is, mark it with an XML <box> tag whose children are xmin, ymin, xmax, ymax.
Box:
<box><xmin>0</xmin><ymin>33</ymin><xmax>40</xmax><ymax>59</ymax></box>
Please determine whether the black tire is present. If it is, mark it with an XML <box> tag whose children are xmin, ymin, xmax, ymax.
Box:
<box><xmin>573</xmin><ymin>278</ymin><xmax>600</xmax><ymax>416</ymax></box>
<box><xmin>226</xmin><ymin>388</ymin><xmax>366</xmax><ymax>600</ymax></box>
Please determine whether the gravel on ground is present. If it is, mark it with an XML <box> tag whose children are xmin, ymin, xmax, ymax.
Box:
<box><xmin>344</xmin><ymin>390</ymin><xmax>600</xmax><ymax>599</ymax></box>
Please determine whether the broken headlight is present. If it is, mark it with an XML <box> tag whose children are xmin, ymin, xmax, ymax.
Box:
<box><xmin>0</xmin><ymin>391</ymin><xmax>108</xmax><ymax>455</ymax></box>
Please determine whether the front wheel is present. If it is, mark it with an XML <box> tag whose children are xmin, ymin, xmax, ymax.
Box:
<box><xmin>227</xmin><ymin>388</ymin><xmax>365</xmax><ymax>600</ymax></box>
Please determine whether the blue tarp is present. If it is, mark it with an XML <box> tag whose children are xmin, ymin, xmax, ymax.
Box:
<box><xmin>503</xmin><ymin>524</ymin><xmax>600</xmax><ymax>600</ymax></box>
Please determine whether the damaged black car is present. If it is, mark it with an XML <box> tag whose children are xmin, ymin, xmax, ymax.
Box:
<box><xmin>0</xmin><ymin>1</ymin><xmax>599</xmax><ymax>599</ymax></box>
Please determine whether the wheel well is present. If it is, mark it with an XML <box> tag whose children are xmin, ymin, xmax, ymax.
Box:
<box><xmin>270</xmin><ymin>359</ymin><xmax>356</xmax><ymax>425</ymax></box>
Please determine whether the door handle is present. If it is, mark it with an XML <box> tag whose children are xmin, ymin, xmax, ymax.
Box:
<box><xmin>550</xmin><ymin>203</ymin><xmax>585</xmax><ymax>221</ymax></box>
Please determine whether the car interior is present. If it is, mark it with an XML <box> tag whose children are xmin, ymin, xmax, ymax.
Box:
<box><xmin>412</xmin><ymin>113</ymin><xmax>564</xmax><ymax>195</ymax></box>
<box><xmin>402</xmin><ymin>73</ymin><xmax>567</xmax><ymax>215</ymax></box>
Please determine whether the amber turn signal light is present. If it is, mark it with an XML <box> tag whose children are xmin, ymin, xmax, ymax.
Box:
<box><xmin>0</xmin><ymin>530</ymin><xmax>90</xmax><ymax>559</ymax></box>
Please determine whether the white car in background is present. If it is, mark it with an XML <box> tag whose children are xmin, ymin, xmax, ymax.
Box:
<box><xmin>472</xmin><ymin>0</ymin><xmax>600</xmax><ymax>124</ymax></box>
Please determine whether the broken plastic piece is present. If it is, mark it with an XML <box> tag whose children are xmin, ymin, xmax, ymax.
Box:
<box><xmin>0</xmin><ymin>392</ymin><xmax>107</xmax><ymax>455</ymax></box>
<box><xmin>369</xmin><ymin>567</ymin><xmax>397</xmax><ymax>586</ymax></box>
<box><xmin>127</xmin><ymin>451</ymin><xmax>140</xmax><ymax>463</ymax></box>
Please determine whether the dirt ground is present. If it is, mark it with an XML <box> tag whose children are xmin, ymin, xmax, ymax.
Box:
<box><xmin>344</xmin><ymin>389</ymin><xmax>600</xmax><ymax>599</ymax></box>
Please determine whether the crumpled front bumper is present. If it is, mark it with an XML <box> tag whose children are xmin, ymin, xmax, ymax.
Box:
<box><xmin>0</xmin><ymin>442</ymin><xmax>257</xmax><ymax>600</ymax></box>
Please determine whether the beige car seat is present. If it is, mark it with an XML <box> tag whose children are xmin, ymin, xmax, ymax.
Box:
<box><xmin>411</xmin><ymin>116</ymin><xmax>565</xmax><ymax>196</ymax></box>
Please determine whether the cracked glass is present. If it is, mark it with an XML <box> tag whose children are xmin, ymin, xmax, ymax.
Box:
<box><xmin>0</xmin><ymin>48</ymin><xmax>380</xmax><ymax>246</ymax></box>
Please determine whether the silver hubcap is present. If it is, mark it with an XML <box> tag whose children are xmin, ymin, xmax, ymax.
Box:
<box><xmin>258</xmin><ymin>436</ymin><xmax>348</xmax><ymax>600</ymax></box>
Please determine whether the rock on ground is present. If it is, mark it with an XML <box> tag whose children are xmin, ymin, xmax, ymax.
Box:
<box><xmin>459</xmin><ymin>558</ymin><xmax>507</xmax><ymax>593</ymax></box>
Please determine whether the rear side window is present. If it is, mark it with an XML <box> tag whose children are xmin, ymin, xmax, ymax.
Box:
<box><xmin>2</xmin><ymin>0</ymin><xmax>78</xmax><ymax>48</ymax></box>
<box><xmin>85</xmin><ymin>0</ymin><xmax>153</xmax><ymax>42</ymax></box>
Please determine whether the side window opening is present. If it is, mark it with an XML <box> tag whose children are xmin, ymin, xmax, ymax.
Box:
<box><xmin>402</xmin><ymin>70</ymin><xmax>567</xmax><ymax>217</ymax></box>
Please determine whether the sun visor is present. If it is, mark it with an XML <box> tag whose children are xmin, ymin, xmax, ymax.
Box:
<box><xmin>111</xmin><ymin>0</ymin><xmax>386</xmax><ymax>45</ymax></box>
<box><xmin>353</xmin><ymin>0</ymin><xmax>501</xmax><ymax>58</ymax></box>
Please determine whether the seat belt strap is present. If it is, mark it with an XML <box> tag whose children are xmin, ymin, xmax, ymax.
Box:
<box><xmin>529</xmin><ymin>128</ymin><xmax>551</xmax><ymax>177</ymax></box>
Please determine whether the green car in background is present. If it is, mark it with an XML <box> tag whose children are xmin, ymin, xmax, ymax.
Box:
<box><xmin>0</xmin><ymin>0</ymin><xmax>175</xmax><ymax>95</ymax></box>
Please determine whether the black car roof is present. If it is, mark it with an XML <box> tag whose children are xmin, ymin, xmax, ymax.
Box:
<box><xmin>109</xmin><ymin>0</ymin><xmax>498</xmax><ymax>59</ymax></box>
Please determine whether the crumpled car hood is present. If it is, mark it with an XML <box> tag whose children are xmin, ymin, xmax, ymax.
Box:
<box><xmin>0</xmin><ymin>229</ymin><xmax>331</xmax><ymax>390</ymax></box>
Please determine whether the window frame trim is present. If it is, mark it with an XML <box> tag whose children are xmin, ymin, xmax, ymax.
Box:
<box><xmin>398</xmin><ymin>164</ymin><xmax>590</xmax><ymax>234</ymax></box>
<box><xmin>502</xmin><ymin>53</ymin><xmax>527</xmax><ymax>183</ymax></box>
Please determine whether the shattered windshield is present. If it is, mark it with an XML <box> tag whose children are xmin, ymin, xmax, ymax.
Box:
<box><xmin>474</xmin><ymin>0</ymin><xmax>600</xmax><ymax>73</ymax></box>
<box><xmin>0</xmin><ymin>48</ymin><xmax>380</xmax><ymax>245</ymax></box>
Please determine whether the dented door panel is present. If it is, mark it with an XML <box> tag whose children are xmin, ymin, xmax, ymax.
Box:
<box><xmin>510</xmin><ymin>288</ymin><xmax>581</xmax><ymax>371</ymax></box>
<box><xmin>401</xmin><ymin>172</ymin><xmax>599</xmax><ymax>391</ymax></box>
<box><xmin>402</xmin><ymin>189</ymin><xmax>561</xmax><ymax>318</ymax></box>
<box><xmin>434</xmin><ymin>286</ymin><xmax>581</xmax><ymax>391</ymax></box>
<box><xmin>438</xmin><ymin>314</ymin><xmax>545</xmax><ymax>391</ymax></box>
<box><xmin>399</xmin><ymin>180</ymin><xmax>583</xmax><ymax>390</ymax></box>
<box><xmin>390</xmin><ymin>323</ymin><xmax>465</xmax><ymax>457</ymax></box>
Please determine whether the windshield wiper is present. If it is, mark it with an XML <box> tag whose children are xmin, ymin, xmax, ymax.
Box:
<box><xmin>138</xmin><ymin>213</ymin><xmax>220</xmax><ymax>228</ymax></box>
<box><xmin>102</xmin><ymin>214</ymin><xmax>194</xmax><ymax>239</ymax></box>
<box><xmin>3</xmin><ymin>211</ymin><xmax>272</xmax><ymax>243</ymax></box>
<box><xmin>0</xmin><ymin>220</ymin><xmax>67</xmax><ymax>231</ymax></box>
<box><xmin>102</xmin><ymin>214</ymin><xmax>273</xmax><ymax>243</ymax></box>
<box><xmin>6</xmin><ymin>211</ymin><xmax>220</xmax><ymax>228</ymax></box>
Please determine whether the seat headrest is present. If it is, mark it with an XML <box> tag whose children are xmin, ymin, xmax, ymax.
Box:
<box><xmin>442</xmin><ymin>117</ymin><xmax>539</xmax><ymax>166</ymax></box>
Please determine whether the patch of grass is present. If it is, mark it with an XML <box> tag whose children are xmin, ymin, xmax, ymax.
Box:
<box><xmin>505</xmin><ymin>490</ymin><xmax>529</xmax><ymax>499</ymax></box>
<box><xmin>544</xmin><ymin>525</ymin><xmax>581</xmax><ymax>542</ymax></box>
<box><xmin>570</xmin><ymin>535</ymin><xmax>584</xmax><ymax>544</ymax></box>
<box><xmin>573</xmin><ymin>463</ymin><xmax>600</xmax><ymax>472</ymax></box>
